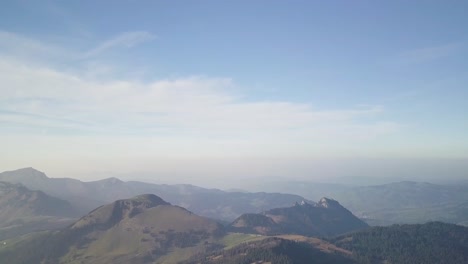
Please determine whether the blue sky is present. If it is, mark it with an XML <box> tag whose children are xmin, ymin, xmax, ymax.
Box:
<box><xmin>1</xmin><ymin>1</ymin><xmax>467</xmax><ymax>184</ymax></box>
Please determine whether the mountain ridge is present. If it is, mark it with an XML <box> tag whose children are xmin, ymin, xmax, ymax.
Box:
<box><xmin>0</xmin><ymin>168</ymin><xmax>310</xmax><ymax>222</ymax></box>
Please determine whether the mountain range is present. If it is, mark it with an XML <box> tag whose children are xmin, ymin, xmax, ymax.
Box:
<box><xmin>2</xmin><ymin>193</ymin><xmax>466</xmax><ymax>264</ymax></box>
<box><xmin>324</xmin><ymin>181</ymin><xmax>468</xmax><ymax>226</ymax></box>
<box><xmin>246</xmin><ymin>179</ymin><xmax>468</xmax><ymax>226</ymax></box>
<box><xmin>1</xmin><ymin>167</ymin><xmax>468</xmax><ymax>263</ymax></box>
<box><xmin>0</xmin><ymin>193</ymin><xmax>366</xmax><ymax>263</ymax></box>
<box><xmin>2</xmin><ymin>167</ymin><xmax>468</xmax><ymax>228</ymax></box>
<box><xmin>0</xmin><ymin>168</ymin><xmax>308</xmax><ymax>222</ymax></box>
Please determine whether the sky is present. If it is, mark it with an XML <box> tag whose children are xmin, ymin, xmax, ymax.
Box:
<box><xmin>1</xmin><ymin>1</ymin><xmax>467</xmax><ymax>186</ymax></box>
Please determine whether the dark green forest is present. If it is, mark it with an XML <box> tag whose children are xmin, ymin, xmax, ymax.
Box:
<box><xmin>184</xmin><ymin>237</ymin><xmax>355</xmax><ymax>264</ymax></box>
<box><xmin>331</xmin><ymin>222</ymin><xmax>468</xmax><ymax>264</ymax></box>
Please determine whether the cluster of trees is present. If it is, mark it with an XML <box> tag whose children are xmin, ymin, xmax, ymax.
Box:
<box><xmin>331</xmin><ymin>222</ymin><xmax>468</xmax><ymax>264</ymax></box>
<box><xmin>149</xmin><ymin>229</ymin><xmax>211</xmax><ymax>251</ymax></box>
<box><xmin>184</xmin><ymin>237</ymin><xmax>354</xmax><ymax>264</ymax></box>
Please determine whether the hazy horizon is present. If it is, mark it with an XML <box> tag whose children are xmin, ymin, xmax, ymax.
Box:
<box><xmin>1</xmin><ymin>1</ymin><xmax>467</xmax><ymax>185</ymax></box>
<box><xmin>2</xmin><ymin>158</ymin><xmax>468</xmax><ymax>190</ymax></box>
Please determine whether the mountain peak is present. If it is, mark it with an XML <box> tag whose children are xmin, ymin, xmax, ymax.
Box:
<box><xmin>1</xmin><ymin>167</ymin><xmax>49</xmax><ymax>179</ymax></box>
<box><xmin>71</xmin><ymin>194</ymin><xmax>170</xmax><ymax>229</ymax></box>
<box><xmin>130</xmin><ymin>194</ymin><xmax>169</xmax><ymax>204</ymax></box>
<box><xmin>294</xmin><ymin>199</ymin><xmax>310</xmax><ymax>206</ymax></box>
<box><xmin>98</xmin><ymin>177</ymin><xmax>124</xmax><ymax>184</ymax></box>
<box><xmin>231</xmin><ymin>196</ymin><xmax>368</xmax><ymax>237</ymax></box>
<box><xmin>317</xmin><ymin>197</ymin><xmax>341</xmax><ymax>209</ymax></box>
<box><xmin>4</xmin><ymin>167</ymin><xmax>48</xmax><ymax>178</ymax></box>
<box><xmin>112</xmin><ymin>193</ymin><xmax>170</xmax><ymax>215</ymax></box>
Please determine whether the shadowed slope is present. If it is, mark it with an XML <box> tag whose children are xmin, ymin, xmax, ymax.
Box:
<box><xmin>0</xmin><ymin>182</ymin><xmax>77</xmax><ymax>240</ymax></box>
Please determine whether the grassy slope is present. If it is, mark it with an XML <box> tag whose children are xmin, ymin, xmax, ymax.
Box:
<box><xmin>60</xmin><ymin>205</ymin><xmax>224</xmax><ymax>264</ymax></box>
<box><xmin>221</xmin><ymin>233</ymin><xmax>264</xmax><ymax>248</ymax></box>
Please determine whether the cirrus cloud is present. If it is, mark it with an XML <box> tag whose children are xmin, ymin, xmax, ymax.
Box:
<box><xmin>0</xmin><ymin>30</ymin><xmax>402</xmax><ymax>176</ymax></box>
<box><xmin>0</xmin><ymin>57</ymin><xmax>397</xmax><ymax>141</ymax></box>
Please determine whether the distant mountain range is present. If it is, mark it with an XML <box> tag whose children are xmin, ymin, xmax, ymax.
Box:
<box><xmin>229</xmin><ymin>198</ymin><xmax>368</xmax><ymax>237</ymax></box>
<box><xmin>0</xmin><ymin>168</ymin><xmax>308</xmax><ymax>222</ymax></box>
<box><xmin>2</xmin><ymin>167</ymin><xmax>468</xmax><ymax>227</ymax></box>
<box><xmin>246</xmin><ymin>179</ymin><xmax>468</xmax><ymax>226</ymax></box>
<box><xmin>329</xmin><ymin>181</ymin><xmax>468</xmax><ymax>226</ymax></box>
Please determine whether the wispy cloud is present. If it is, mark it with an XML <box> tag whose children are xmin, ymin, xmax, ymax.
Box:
<box><xmin>395</xmin><ymin>42</ymin><xmax>464</xmax><ymax>64</ymax></box>
<box><xmin>0</xmin><ymin>30</ymin><xmax>156</xmax><ymax>63</ymax></box>
<box><xmin>84</xmin><ymin>31</ymin><xmax>156</xmax><ymax>57</ymax></box>
<box><xmin>0</xmin><ymin>56</ymin><xmax>397</xmax><ymax>141</ymax></box>
<box><xmin>0</xmin><ymin>31</ymin><xmax>74</xmax><ymax>62</ymax></box>
<box><xmin>0</xmin><ymin>31</ymin><xmax>400</xmax><ymax>166</ymax></box>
